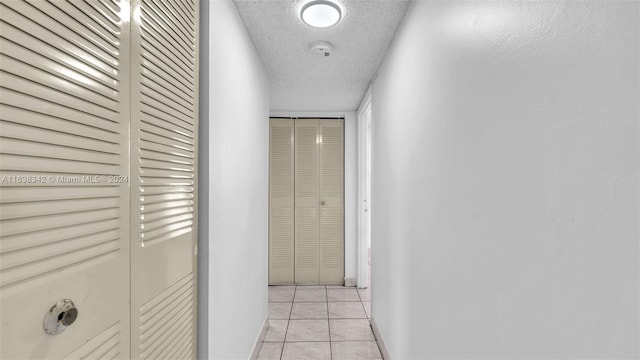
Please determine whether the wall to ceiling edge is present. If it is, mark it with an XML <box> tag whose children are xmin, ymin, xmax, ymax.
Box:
<box><xmin>370</xmin><ymin>1</ymin><xmax>639</xmax><ymax>359</ymax></box>
<box><xmin>199</xmin><ymin>0</ymin><xmax>271</xmax><ymax>358</ymax></box>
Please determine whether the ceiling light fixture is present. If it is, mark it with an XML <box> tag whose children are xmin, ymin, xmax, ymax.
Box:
<box><xmin>301</xmin><ymin>0</ymin><xmax>342</xmax><ymax>28</ymax></box>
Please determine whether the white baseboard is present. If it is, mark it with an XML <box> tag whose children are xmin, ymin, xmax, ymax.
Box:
<box><xmin>344</xmin><ymin>277</ymin><xmax>357</xmax><ymax>287</ymax></box>
<box><xmin>249</xmin><ymin>316</ymin><xmax>269</xmax><ymax>360</ymax></box>
<box><xmin>370</xmin><ymin>316</ymin><xmax>391</xmax><ymax>360</ymax></box>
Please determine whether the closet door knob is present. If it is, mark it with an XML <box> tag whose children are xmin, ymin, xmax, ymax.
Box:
<box><xmin>44</xmin><ymin>299</ymin><xmax>78</xmax><ymax>335</ymax></box>
<box><xmin>320</xmin><ymin>201</ymin><xmax>326</xmax><ymax>206</ymax></box>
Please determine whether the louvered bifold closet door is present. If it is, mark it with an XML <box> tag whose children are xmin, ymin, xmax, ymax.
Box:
<box><xmin>318</xmin><ymin>120</ymin><xmax>344</xmax><ymax>283</ymax></box>
<box><xmin>0</xmin><ymin>1</ymin><xmax>131</xmax><ymax>359</ymax></box>
<box><xmin>269</xmin><ymin>119</ymin><xmax>294</xmax><ymax>284</ymax></box>
<box><xmin>129</xmin><ymin>0</ymin><xmax>199</xmax><ymax>359</ymax></box>
<box><xmin>294</xmin><ymin>120</ymin><xmax>320</xmax><ymax>284</ymax></box>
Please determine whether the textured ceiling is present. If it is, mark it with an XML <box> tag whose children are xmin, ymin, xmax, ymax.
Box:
<box><xmin>233</xmin><ymin>0</ymin><xmax>411</xmax><ymax>111</ymax></box>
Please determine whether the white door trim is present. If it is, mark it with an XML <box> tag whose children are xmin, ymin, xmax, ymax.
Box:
<box><xmin>356</xmin><ymin>86</ymin><xmax>372</xmax><ymax>288</ymax></box>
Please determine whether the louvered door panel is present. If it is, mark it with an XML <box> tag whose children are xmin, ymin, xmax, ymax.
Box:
<box><xmin>269</xmin><ymin>119</ymin><xmax>294</xmax><ymax>284</ymax></box>
<box><xmin>271</xmin><ymin>119</ymin><xmax>344</xmax><ymax>285</ymax></box>
<box><xmin>294</xmin><ymin>120</ymin><xmax>320</xmax><ymax>284</ymax></box>
<box><xmin>0</xmin><ymin>0</ymin><xmax>130</xmax><ymax>358</ymax></box>
<box><xmin>319</xmin><ymin>120</ymin><xmax>344</xmax><ymax>283</ymax></box>
<box><xmin>130</xmin><ymin>0</ymin><xmax>199</xmax><ymax>358</ymax></box>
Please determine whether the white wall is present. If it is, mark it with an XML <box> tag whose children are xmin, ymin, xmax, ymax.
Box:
<box><xmin>371</xmin><ymin>1</ymin><xmax>639</xmax><ymax>359</ymax></box>
<box><xmin>270</xmin><ymin>111</ymin><xmax>358</xmax><ymax>285</ymax></box>
<box><xmin>200</xmin><ymin>1</ymin><xmax>270</xmax><ymax>358</ymax></box>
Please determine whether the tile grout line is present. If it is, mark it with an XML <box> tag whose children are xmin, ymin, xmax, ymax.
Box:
<box><xmin>356</xmin><ymin>287</ymin><xmax>369</xmax><ymax>320</ymax></box>
<box><xmin>280</xmin><ymin>340</ymin><xmax>380</xmax><ymax>342</ymax></box>
<box><xmin>354</xmin><ymin>287</ymin><xmax>377</xmax><ymax>358</ymax></box>
<box><xmin>360</xmin><ymin>286</ymin><xmax>384</xmax><ymax>360</ymax></box>
<box><xmin>280</xmin><ymin>286</ymin><xmax>296</xmax><ymax>360</ymax></box>
<box><xmin>326</xmin><ymin>285</ymin><xmax>332</xmax><ymax>360</ymax></box>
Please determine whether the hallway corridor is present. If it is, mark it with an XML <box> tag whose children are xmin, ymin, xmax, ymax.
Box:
<box><xmin>259</xmin><ymin>285</ymin><xmax>376</xmax><ymax>359</ymax></box>
<box><xmin>0</xmin><ymin>0</ymin><xmax>637</xmax><ymax>358</ymax></box>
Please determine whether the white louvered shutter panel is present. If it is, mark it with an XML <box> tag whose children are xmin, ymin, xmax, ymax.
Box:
<box><xmin>319</xmin><ymin>119</ymin><xmax>344</xmax><ymax>284</ymax></box>
<box><xmin>0</xmin><ymin>0</ymin><xmax>131</xmax><ymax>358</ymax></box>
<box><xmin>269</xmin><ymin>119</ymin><xmax>294</xmax><ymax>284</ymax></box>
<box><xmin>129</xmin><ymin>0</ymin><xmax>199</xmax><ymax>359</ymax></box>
<box><xmin>294</xmin><ymin>120</ymin><xmax>320</xmax><ymax>284</ymax></box>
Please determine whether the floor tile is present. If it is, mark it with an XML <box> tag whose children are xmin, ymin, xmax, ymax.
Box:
<box><xmin>285</xmin><ymin>319</ymin><xmax>330</xmax><ymax>342</ymax></box>
<box><xmin>281</xmin><ymin>342</ymin><xmax>331</xmax><ymax>360</ymax></box>
<box><xmin>326</xmin><ymin>285</ymin><xmax>349</xmax><ymax>288</ymax></box>
<box><xmin>357</xmin><ymin>288</ymin><xmax>371</xmax><ymax>301</ymax></box>
<box><xmin>328</xmin><ymin>301</ymin><xmax>367</xmax><ymax>319</ymax></box>
<box><xmin>291</xmin><ymin>302</ymin><xmax>328</xmax><ymax>319</ymax></box>
<box><xmin>264</xmin><ymin>320</ymin><xmax>288</xmax><ymax>342</ymax></box>
<box><xmin>269</xmin><ymin>289</ymin><xmax>295</xmax><ymax>303</ymax></box>
<box><xmin>257</xmin><ymin>342</ymin><xmax>283</xmax><ymax>359</ymax></box>
<box><xmin>362</xmin><ymin>301</ymin><xmax>371</xmax><ymax>318</ymax></box>
<box><xmin>294</xmin><ymin>288</ymin><xmax>327</xmax><ymax>302</ymax></box>
<box><xmin>329</xmin><ymin>319</ymin><xmax>375</xmax><ymax>341</ymax></box>
<box><xmin>331</xmin><ymin>341</ymin><xmax>382</xmax><ymax>359</ymax></box>
<box><xmin>327</xmin><ymin>288</ymin><xmax>360</xmax><ymax>302</ymax></box>
<box><xmin>269</xmin><ymin>302</ymin><xmax>292</xmax><ymax>320</ymax></box>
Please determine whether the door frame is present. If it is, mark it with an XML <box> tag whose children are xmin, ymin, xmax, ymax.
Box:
<box><xmin>270</xmin><ymin>111</ymin><xmax>358</xmax><ymax>286</ymax></box>
<box><xmin>356</xmin><ymin>86</ymin><xmax>372</xmax><ymax>288</ymax></box>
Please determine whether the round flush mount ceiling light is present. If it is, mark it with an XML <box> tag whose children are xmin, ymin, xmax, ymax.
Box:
<box><xmin>301</xmin><ymin>0</ymin><xmax>342</xmax><ymax>28</ymax></box>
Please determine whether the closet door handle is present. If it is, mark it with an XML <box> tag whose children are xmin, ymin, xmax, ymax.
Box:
<box><xmin>320</xmin><ymin>201</ymin><xmax>326</xmax><ymax>206</ymax></box>
<box><xmin>44</xmin><ymin>299</ymin><xmax>78</xmax><ymax>335</ymax></box>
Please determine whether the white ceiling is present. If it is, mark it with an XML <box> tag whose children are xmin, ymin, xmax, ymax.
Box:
<box><xmin>233</xmin><ymin>0</ymin><xmax>411</xmax><ymax>112</ymax></box>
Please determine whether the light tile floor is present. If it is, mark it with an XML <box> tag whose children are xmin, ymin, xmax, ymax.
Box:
<box><xmin>259</xmin><ymin>285</ymin><xmax>379</xmax><ymax>359</ymax></box>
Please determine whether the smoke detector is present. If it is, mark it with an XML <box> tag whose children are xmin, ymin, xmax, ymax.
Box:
<box><xmin>310</xmin><ymin>41</ymin><xmax>333</xmax><ymax>57</ymax></box>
